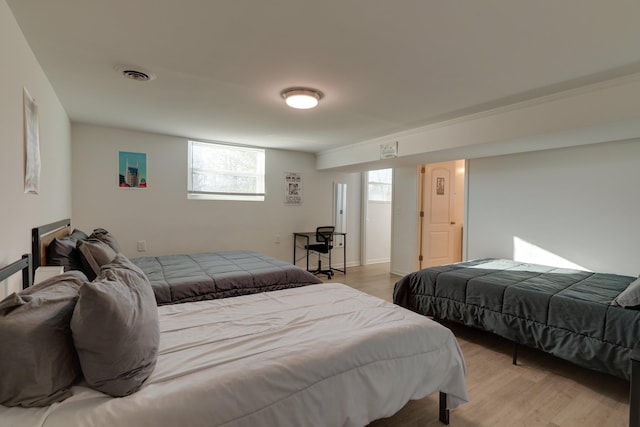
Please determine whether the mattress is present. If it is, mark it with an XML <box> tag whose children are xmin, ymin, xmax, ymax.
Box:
<box><xmin>132</xmin><ymin>250</ymin><xmax>322</xmax><ymax>305</ymax></box>
<box><xmin>394</xmin><ymin>258</ymin><xmax>639</xmax><ymax>378</ymax></box>
<box><xmin>0</xmin><ymin>283</ymin><xmax>468</xmax><ymax>427</ymax></box>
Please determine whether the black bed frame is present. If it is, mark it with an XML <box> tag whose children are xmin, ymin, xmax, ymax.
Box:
<box><xmin>629</xmin><ymin>347</ymin><xmax>640</xmax><ymax>427</ymax></box>
<box><xmin>30</xmin><ymin>217</ymin><xmax>71</xmax><ymax>275</ymax></box>
<box><xmin>0</xmin><ymin>254</ymin><xmax>32</xmax><ymax>290</ymax></box>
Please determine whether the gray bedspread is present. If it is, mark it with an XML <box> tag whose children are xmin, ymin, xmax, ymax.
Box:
<box><xmin>393</xmin><ymin>258</ymin><xmax>639</xmax><ymax>379</ymax></box>
<box><xmin>132</xmin><ymin>251</ymin><xmax>322</xmax><ymax>305</ymax></box>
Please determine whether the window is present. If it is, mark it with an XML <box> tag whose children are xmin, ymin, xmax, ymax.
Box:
<box><xmin>188</xmin><ymin>141</ymin><xmax>265</xmax><ymax>201</ymax></box>
<box><xmin>367</xmin><ymin>168</ymin><xmax>392</xmax><ymax>202</ymax></box>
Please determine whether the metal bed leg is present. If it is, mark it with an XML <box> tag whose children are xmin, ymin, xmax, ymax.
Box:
<box><xmin>439</xmin><ymin>392</ymin><xmax>449</xmax><ymax>425</ymax></box>
<box><xmin>630</xmin><ymin>344</ymin><xmax>640</xmax><ymax>427</ymax></box>
<box><xmin>513</xmin><ymin>342</ymin><xmax>518</xmax><ymax>365</ymax></box>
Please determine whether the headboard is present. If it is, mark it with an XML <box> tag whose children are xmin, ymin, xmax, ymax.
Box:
<box><xmin>31</xmin><ymin>218</ymin><xmax>72</xmax><ymax>274</ymax></box>
<box><xmin>0</xmin><ymin>254</ymin><xmax>32</xmax><ymax>290</ymax></box>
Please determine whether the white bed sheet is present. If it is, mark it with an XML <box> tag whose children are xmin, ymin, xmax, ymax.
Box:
<box><xmin>0</xmin><ymin>283</ymin><xmax>468</xmax><ymax>427</ymax></box>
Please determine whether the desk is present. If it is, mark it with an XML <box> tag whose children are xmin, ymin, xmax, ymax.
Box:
<box><xmin>293</xmin><ymin>232</ymin><xmax>346</xmax><ymax>275</ymax></box>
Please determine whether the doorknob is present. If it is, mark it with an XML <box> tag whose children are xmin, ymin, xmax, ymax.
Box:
<box><xmin>450</xmin><ymin>221</ymin><xmax>456</xmax><ymax>225</ymax></box>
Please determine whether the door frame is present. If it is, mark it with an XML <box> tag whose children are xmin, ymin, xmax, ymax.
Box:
<box><xmin>417</xmin><ymin>159</ymin><xmax>468</xmax><ymax>268</ymax></box>
<box><xmin>462</xmin><ymin>159</ymin><xmax>470</xmax><ymax>261</ymax></box>
<box><xmin>360</xmin><ymin>172</ymin><xmax>368</xmax><ymax>266</ymax></box>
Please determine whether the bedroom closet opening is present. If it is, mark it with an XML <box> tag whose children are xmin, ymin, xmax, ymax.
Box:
<box><xmin>418</xmin><ymin>160</ymin><xmax>466</xmax><ymax>269</ymax></box>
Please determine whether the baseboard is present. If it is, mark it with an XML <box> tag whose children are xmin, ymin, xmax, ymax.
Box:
<box><xmin>365</xmin><ymin>258</ymin><xmax>391</xmax><ymax>265</ymax></box>
<box><xmin>390</xmin><ymin>268</ymin><xmax>411</xmax><ymax>277</ymax></box>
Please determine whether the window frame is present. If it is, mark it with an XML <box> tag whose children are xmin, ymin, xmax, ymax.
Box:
<box><xmin>187</xmin><ymin>140</ymin><xmax>266</xmax><ymax>201</ymax></box>
<box><xmin>367</xmin><ymin>168</ymin><xmax>393</xmax><ymax>203</ymax></box>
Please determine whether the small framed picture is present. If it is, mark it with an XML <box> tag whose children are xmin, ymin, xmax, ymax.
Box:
<box><xmin>284</xmin><ymin>172</ymin><xmax>302</xmax><ymax>205</ymax></box>
<box><xmin>118</xmin><ymin>151</ymin><xmax>147</xmax><ymax>188</ymax></box>
<box><xmin>436</xmin><ymin>177</ymin><xmax>445</xmax><ymax>195</ymax></box>
<box><xmin>24</xmin><ymin>88</ymin><xmax>40</xmax><ymax>194</ymax></box>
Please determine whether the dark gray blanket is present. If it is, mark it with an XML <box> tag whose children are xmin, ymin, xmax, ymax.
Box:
<box><xmin>393</xmin><ymin>258</ymin><xmax>639</xmax><ymax>379</ymax></box>
<box><xmin>133</xmin><ymin>251</ymin><xmax>322</xmax><ymax>305</ymax></box>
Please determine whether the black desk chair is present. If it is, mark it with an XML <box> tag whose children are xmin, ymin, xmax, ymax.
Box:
<box><xmin>305</xmin><ymin>226</ymin><xmax>335</xmax><ymax>279</ymax></box>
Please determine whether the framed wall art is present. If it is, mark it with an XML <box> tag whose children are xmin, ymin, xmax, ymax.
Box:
<box><xmin>23</xmin><ymin>88</ymin><xmax>40</xmax><ymax>194</ymax></box>
<box><xmin>284</xmin><ymin>172</ymin><xmax>302</xmax><ymax>205</ymax></box>
<box><xmin>118</xmin><ymin>151</ymin><xmax>147</xmax><ymax>188</ymax></box>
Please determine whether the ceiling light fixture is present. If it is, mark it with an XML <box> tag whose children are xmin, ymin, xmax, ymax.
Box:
<box><xmin>281</xmin><ymin>88</ymin><xmax>323</xmax><ymax>109</ymax></box>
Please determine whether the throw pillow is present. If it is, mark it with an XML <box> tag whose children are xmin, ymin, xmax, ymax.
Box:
<box><xmin>611</xmin><ymin>277</ymin><xmax>640</xmax><ymax>308</ymax></box>
<box><xmin>77</xmin><ymin>239</ymin><xmax>117</xmax><ymax>281</ymax></box>
<box><xmin>89</xmin><ymin>228</ymin><xmax>122</xmax><ymax>253</ymax></box>
<box><xmin>46</xmin><ymin>228</ymin><xmax>89</xmax><ymax>272</ymax></box>
<box><xmin>0</xmin><ymin>271</ymin><xmax>87</xmax><ymax>407</ymax></box>
<box><xmin>71</xmin><ymin>254</ymin><xmax>159</xmax><ymax>397</ymax></box>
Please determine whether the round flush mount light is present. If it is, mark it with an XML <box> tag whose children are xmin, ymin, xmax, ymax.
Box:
<box><xmin>281</xmin><ymin>87</ymin><xmax>323</xmax><ymax>109</ymax></box>
<box><xmin>115</xmin><ymin>65</ymin><xmax>156</xmax><ymax>82</ymax></box>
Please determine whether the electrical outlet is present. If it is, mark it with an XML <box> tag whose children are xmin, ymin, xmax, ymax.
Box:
<box><xmin>275</xmin><ymin>234</ymin><xmax>280</xmax><ymax>244</ymax></box>
<box><xmin>137</xmin><ymin>240</ymin><xmax>147</xmax><ymax>252</ymax></box>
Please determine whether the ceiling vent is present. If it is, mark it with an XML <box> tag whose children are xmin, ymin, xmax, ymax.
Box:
<box><xmin>115</xmin><ymin>65</ymin><xmax>155</xmax><ymax>82</ymax></box>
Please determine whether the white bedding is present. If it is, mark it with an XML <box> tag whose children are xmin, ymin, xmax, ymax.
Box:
<box><xmin>0</xmin><ymin>283</ymin><xmax>468</xmax><ymax>427</ymax></box>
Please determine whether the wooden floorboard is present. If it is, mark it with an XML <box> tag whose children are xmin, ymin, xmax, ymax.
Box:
<box><xmin>324</xmin><ymin>263</ymin><xmax>630</xmax><ymax>427</ymax></box>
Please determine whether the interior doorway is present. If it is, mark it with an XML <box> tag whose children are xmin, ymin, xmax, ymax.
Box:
<box><xmin>361</xmin><ymin>168</ymin><xmax>393</xmax><ymax>266</ymax></box>
<box><xmin>418</xmin><ymin>160</ymin><xmax>465</xmax><ymax>269</ymax></box>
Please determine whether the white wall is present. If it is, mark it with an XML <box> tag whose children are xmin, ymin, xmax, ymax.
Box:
<box><xmin>0</xmin><ymin>0</ymin><xmax>71</xmax><ymax>297</ymax></box>
<box><xmin>390</xmin><ymin>166</ymin><xmax>419</xmax><ymax>276</ymax></box>
<box><xmin>71</xmin><ymin>123</ymin><xmax>361</xmax><ymax>267</ymax></box>
<box><xmin>365</xmin><ymin>202</ymin><xmax>391</xmax><ymax>264</ymax></box>
<box><xmin>466</xmin><ymin>139</ymin><xmax>640</xmax><ymax>277</ymax></box>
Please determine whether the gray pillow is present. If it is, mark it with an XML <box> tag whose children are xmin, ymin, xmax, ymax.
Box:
<box><xmin>0</xmin><ymin>271</ymin><xmax>87</xmax><ymax>407</ymax></box>
<box><xmin>77</xmin><ymin>238</ymin><xmax>117</xmax><ymax>280</ymax></box>
<box><xmin>90</xmin><ymin>228</ymin><xmax>122</xmax><ymax>253</ymax></box>
<box><xmin>611</xmin><ymin>277</ymin><xmax>640</xmax><ymax>308</ymax></box>
<box><xmin>71</xmin><ymin>254</ymin><xmax>159</xmax><ymax>397</ymax></box>
<box><xmin>47</xmin><ymin>237</ymin><xmax>83</xmax><ymax>271</ymax></box>
<box><xmin>46</xmin><ymin>229</ymin><xmax>89</xmax><ymax>272</ymax></box>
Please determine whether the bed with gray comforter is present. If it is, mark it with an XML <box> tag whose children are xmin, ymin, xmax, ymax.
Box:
<box><xmin>393</xmin><ymin>258</ymin><xmax>640</xmax><ymax>379</ymax></box>
<box><xmin>132</xmin><ymin>250</ymin><xmax>322</xmax><ymax>305</ymax></box>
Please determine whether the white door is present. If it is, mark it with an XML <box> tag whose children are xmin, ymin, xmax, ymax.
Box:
<box><xmin>420</xmin><ymin>161</ymin><xmax>463</xmax><ymax>268</ymax></box>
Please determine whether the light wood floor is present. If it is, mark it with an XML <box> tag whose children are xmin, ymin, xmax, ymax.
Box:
<box><xmin>324</xmin><ymin>263</ymin><xmax>630</xmax><ymax>427</ymax></box>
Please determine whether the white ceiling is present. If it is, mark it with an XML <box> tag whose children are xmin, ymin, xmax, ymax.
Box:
<box><xmin>7</xmin><ymin>0</ymin><xmax>640</xmax><ymax>153</ymax></box>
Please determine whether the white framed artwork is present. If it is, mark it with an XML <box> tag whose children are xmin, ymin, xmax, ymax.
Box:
<box><xmin>23</xmin><ymin>88</ymin><xmax>40</xmax><ymax>194</ymax></box>
<box><xmin>284</xmin><ymin>172</ymin><xmax>302</xmax><ymax>205</ymax></box>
